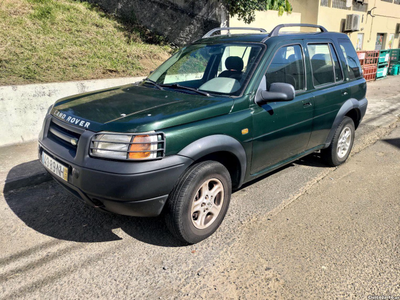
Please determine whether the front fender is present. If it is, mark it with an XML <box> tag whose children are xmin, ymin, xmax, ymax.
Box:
<box><xmin>178</xmin><ymin>134</ymin><xmax>247</xmax><ymax>186</ymax></box>
<box><xmin>324</xmin><ymin>98</ymin><xmax>368</xmax><ymax>148</ymax></box>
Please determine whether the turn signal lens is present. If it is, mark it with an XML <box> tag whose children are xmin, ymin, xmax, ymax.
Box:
<box><xmin>129</xmin><ymin>135</ymin><xmax>158</xmax><ymax>159</ymax></box>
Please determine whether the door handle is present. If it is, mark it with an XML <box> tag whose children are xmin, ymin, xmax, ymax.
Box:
<box><xmin>303</xmin><ymin>102</ymin><xmax>313</xmax><ymax>108</ymax></box>
<box><xmin>342</xmin><ymin>91</ymin><xmax>348</xmax><ymax>96</ymax></box>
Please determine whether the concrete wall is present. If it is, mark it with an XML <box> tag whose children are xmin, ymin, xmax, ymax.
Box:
<box><xmin>0</xmin><ymin>77</ymin><xmax>144</xmax><ymax>147</ymax></box>
<box><xmin>86</xmin><ymin>0</ymin><xmax>224</xmax><ymax>46</ymax></box>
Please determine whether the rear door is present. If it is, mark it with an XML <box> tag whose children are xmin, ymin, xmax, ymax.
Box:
<box><xmin>306</xmin><ymin>41</ymin><xmax>349</xmax><ymax>148</ymax></box>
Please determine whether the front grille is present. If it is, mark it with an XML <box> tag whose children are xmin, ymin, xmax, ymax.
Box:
<box><xmin>47</xmin><ymin>119</ymin><xmax>83</xmax><ymax>156</ymax></box>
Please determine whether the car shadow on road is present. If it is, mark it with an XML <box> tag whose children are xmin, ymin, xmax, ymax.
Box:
<box><xmin>293</xmin><ymin>152</ymin><xmax>329</xmax><ymax>168</ymax></box>
<box><xmin>3</xmin><ymin>164</ymin><xmax>186</xmax><ymax>247</ymax></box>
<box><xmin>381</xmin><ymin>138</ymin><xmax>400</xmax><ymax>149</ymax></box>
<box><xmin>4</xmin><ymin>153</ymin><xmax>331</xmax><ymax>248</ymax></box>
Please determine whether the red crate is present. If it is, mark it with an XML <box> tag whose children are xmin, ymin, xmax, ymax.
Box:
<box><xmin>365</xmin><ymin>50</ymin><xmax>379</xmax><ymax>65</ymax></box>
<box><xmin>358</xmin><ymin>50</ymin><xmax>379</xmax><ymax>66</ymax></box>
<box><xmin>362</xmin><ymin>65</ymin><xmax>377</xmax><ymax>81</ymax></box>
<box><xmin>357</xmin><ymin>51</ymin><xmax>366</xmax><ymax>65</ymax></box>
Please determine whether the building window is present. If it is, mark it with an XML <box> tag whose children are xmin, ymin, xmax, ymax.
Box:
<box><xmin>353</xmin><ymin>2</ymin><xmax>368</xmax><ymax>11</ymax></box>
<box><xmin>394</xmin><ymin>0</ymin><xmax>400</xmax><ymax>4</ymax></box>
<box><xmin>332</xmin><ymin>0</ymin><xmax>351</xmax><ymax>9</ymax></box>
<box><xmin>381</xmin><ymin>0</ymin><xmax>393</xmax><ymax>2</ymax></box>
<box><xmin>320</xmin><ymin>0</ymin><xmax>329</xmax><ymax>6</ymax></box>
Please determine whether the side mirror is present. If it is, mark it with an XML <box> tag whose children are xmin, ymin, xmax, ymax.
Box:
<box><xmin>256</xmin><ymin>82</ymin><xmax>295</xmax><ymax>106</ymax></box>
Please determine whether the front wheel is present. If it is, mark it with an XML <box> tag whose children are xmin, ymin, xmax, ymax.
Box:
<box><xmin>164</xmin><ymin>161</ymin><xmax>232</xmax><ymax>244</ymax></box>
<box><xmin>322</xmin><ymin>116</ymin><xmax>355</xmax><ymax>167</ymax></box>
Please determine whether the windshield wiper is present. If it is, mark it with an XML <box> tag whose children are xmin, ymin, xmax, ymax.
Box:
<box><xmin>161</xmin><ymin>83</ymin><xmax>210</xmax><ymax>97</ymax></box>
<box><xmin>142</xmin><ymin>79</ymin><xmax>164</xmax><ymax>90</ymax></box>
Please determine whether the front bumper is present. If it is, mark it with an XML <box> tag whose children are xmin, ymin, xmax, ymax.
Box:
<box><xmin>39</xmin><ymin>116</ymin><xmax>193</xmax><ymax>217</ymax></box>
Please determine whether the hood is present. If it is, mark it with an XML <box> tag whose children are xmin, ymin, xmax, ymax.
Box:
<box><xmin>51</xmin><ymin>84</ymin><xmax>234</xmax><ymax>132</ymax></box>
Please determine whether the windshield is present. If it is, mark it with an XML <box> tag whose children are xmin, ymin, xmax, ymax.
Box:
<box><xmin>147</xmin><ymin>43</ymin><xmax>263</xmax><ymax>96</ymax></box>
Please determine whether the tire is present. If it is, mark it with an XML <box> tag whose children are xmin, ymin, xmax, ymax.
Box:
<box><xmin>322</xmin><ymin>116</ymin><xmax>355</xmax><ymax>167</ymax></box>
<box><xmin>164</xmin><ymin>161</ymin><xmax>232</xmax><ymax>244</ymax></box>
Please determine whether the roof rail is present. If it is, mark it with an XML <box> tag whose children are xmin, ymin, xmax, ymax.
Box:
<box><xmin>202</xmin><ymin>27</ymin><xmax>267</xmax><ymax>38</ymax></box>
<box><xmin>268</xmin><ymin>24</ymin><xmax>328</xmax><ymax>37</ymax></box>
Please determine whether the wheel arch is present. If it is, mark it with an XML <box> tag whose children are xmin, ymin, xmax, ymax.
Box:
<box><xmin>345</xmin><ymin>108</ymin><xmax>361</xmax><ymax>129</ymax></box>
<box><xmin>324</xmin><ymin>98</ymin><xmax>364</xmax><ymax>148</ymax></box>
<box><xmin>178</xmin><ymin>135</ymin><xmax>247</xmax><ymax>189</ymax></box>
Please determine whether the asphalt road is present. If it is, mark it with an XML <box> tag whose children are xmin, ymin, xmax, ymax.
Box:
<box><xmin>1</xmin><ymin>77</ymin><xmax>400</xmax><ymax>299</ymax></box>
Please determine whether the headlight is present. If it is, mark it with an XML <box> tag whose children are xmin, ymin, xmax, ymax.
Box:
<box><xmin>90</xmin><ymin>132</ymin><xmax>165</xmax><ymax>161</ymax></box>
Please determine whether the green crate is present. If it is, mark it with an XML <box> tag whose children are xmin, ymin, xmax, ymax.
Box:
<box><xmin>376</xmin><ymin>65</ymin><xmax>388</xmax><ymax>78</ymax></box>
<box><xmin>379</xmin><ymin>50</ymin><xmax>390</xmax><ymax>63</ymax></box>
<box><xmin>390</xmin><ymin>49</ymin><xmax>400</xmax><ymax>63</ymax></box>
<box><xmin>389</xmin><ymin>65</ymin><xmax>399</xmax><ymax>76</ymax></box>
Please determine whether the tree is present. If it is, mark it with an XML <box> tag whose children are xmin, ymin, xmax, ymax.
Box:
<box><xmin>223</xmin><ymin>0</ymin><xmax>293</xmax><ymax>24</ymax></box>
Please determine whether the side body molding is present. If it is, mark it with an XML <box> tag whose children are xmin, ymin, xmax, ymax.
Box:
<box><xmin>178</xmin><ymin>134</ymin><xmax>247</xmax><ymax>187</ymax></box>
<box><xmin>324</xmin><ymin>97</ymin><xmax>368</xmax><ymax>148</ymax></box>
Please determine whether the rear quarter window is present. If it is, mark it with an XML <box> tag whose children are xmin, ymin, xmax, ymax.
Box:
<box><xmin>338</xmin><ymin>39</ymin><xmax>362</xmax><ymax>80</ymax></box>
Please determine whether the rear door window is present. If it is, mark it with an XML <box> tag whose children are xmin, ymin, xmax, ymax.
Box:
<box><xmin>308</xmin><ymin>44</ymin><xmax>335</xmax><ymax>86</ymax></box>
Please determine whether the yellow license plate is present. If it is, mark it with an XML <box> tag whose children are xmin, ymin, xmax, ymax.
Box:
<box><xmin>41</xmin><ymin>152</ymin><xmax>68</xmax><ymax>181</ymax></box>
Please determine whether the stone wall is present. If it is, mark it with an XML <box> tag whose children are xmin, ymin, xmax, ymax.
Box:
<box><xmin>86</xmin><ymin>0</ymin><xmax>226</xmax><ymax>46</ymax></box>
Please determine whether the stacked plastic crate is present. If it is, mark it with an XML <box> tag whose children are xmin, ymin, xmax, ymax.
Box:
<box><xmin>357</xmin><ymin>50</ymin><xmax>378</xmax><ymax>81</ymax></box>
<box><xmin>389</xmin><ymin>49</ymin><xmax>400</xmax><ymax>76</ymax></box>
<box><xmin>376</xmin><ymin>50</ymin><xmax>390</xmax><ymax>79</ymax></box>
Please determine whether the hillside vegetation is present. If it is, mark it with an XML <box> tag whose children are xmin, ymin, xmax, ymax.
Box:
<box><xmin>0</xmin><ymin>0</ymin><xmax>171</xmax><ymax>86</ymax></box>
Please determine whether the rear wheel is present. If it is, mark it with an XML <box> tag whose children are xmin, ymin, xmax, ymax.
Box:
<box><xmin>165</xmin><ymin>161</ymin><xmax>231</xmax><ymax>244</ymax></box>
<box><xmin>322</xmin><ymin>116</ymin><xmax>355</xmax><ymax>167</ymax></box>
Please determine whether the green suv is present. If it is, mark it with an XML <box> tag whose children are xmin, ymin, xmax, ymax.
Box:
<box><xmin>39</xmin><ymin>24</ymin><xmax>368</xmax><ymax>244</ymax></box>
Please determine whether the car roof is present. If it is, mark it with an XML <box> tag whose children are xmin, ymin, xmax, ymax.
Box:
<box><xmin>193</xmin><ymin>24</ymin><xmax>349</xmax><ymax>45</ymax></box>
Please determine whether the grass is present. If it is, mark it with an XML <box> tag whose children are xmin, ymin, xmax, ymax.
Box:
<box><xmin>0</xmin><ymin>0</ymin><xmax>172</xmax><ymax>86</ymax></box>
